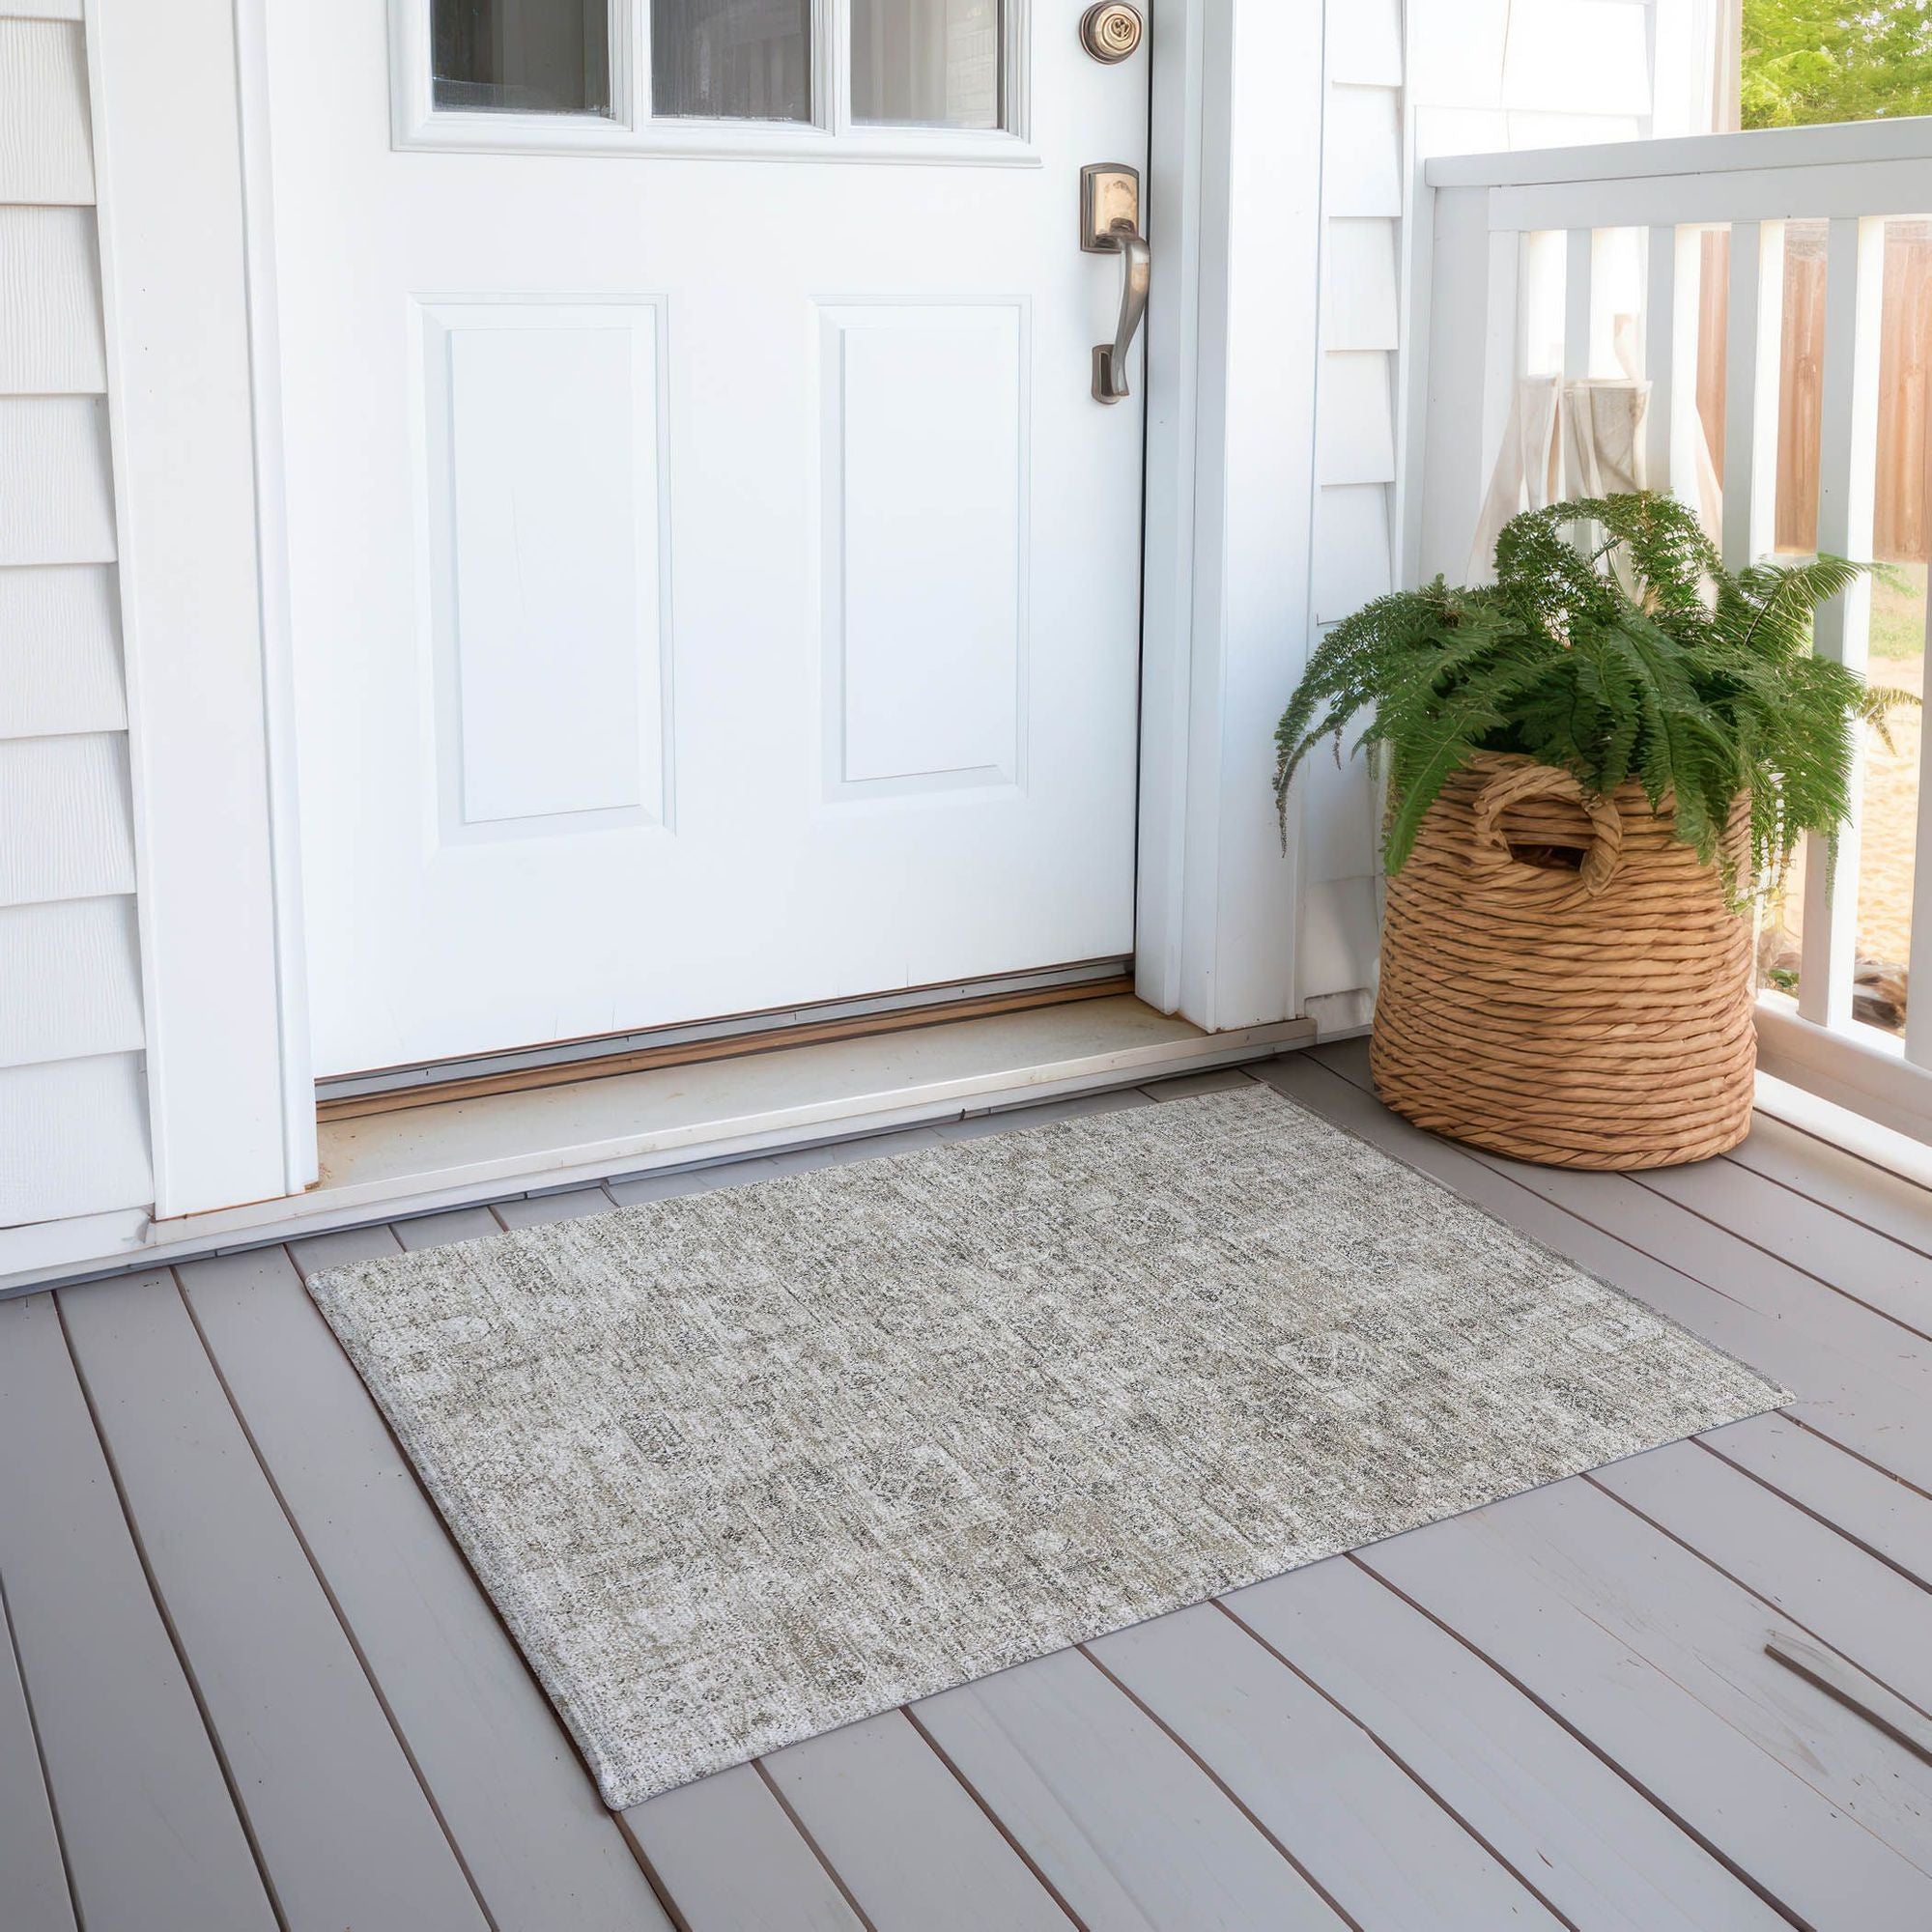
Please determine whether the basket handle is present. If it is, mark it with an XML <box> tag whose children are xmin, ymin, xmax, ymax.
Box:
<box><xmin>1468</xmin><ymin>763</ymin><xmax>1624</xmax><ymax>895</ymax></box>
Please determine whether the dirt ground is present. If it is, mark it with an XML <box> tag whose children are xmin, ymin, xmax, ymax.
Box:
<box><xmin>1860</xmin><ymin>649</ymin><xmax>1925</xmax><ymax>968</ymax></box>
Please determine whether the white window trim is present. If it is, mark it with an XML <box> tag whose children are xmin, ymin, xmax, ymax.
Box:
<box><xmin>390</xmin><ymin>0</ymin><xmax>1038</xmax><ymax>166</ymax></box>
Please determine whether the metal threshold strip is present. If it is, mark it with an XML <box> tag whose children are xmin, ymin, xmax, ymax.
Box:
<box><xmin>316</xmin><ymin>959</ymin><xmax>1136</xmax><ymax>1122</ymax></box>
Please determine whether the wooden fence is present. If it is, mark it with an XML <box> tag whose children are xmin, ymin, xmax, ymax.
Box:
<box><xmin>1695</xmin><ymin>220</ymin><xmax>1932</xmax><ymax>561</ymax></box>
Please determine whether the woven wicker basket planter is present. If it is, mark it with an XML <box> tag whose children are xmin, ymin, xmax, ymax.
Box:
<box><xmin>1372</xmin><ymin>752</ymin><xmax>1756</xmax><ymax>1170</ymax></box>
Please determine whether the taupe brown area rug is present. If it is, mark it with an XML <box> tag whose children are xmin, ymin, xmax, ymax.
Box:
<box><xmin>307</xmin><ymin>1085</ymin><xmax>1785</xmax><ymax>1807</ymax></box>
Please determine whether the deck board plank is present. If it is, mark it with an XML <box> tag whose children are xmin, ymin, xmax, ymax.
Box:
<box><xmin>1089</xmin><ymin>1599</ymin><xmax>1567</xmax><ymax>1926</ymax></box>
<box><xmin>763</xmin><ymin>1710</ymin><xmax>1075</xmax><ymax>1932</ymax></box>
<box><xmin>1308</xmin><ymin>1039</ymin><xmax>1932</xmax><ymax>1395</ymax></box>
<box><xmin>394</xmin><ymin>1205</ymin><xmax>505</xmax><ymax>1250</ymax></box>
<box><xmin>1224</xmin><ymin>1554</ymin><xmax>1789</xmax><ymax>1932</ymax></box>
<box><xmin>1723</xmin><ymin>1113</ymin><xmax>1932</xmax><ymax>1257</ymax></box>
<box><xmin>1264</xmin><ymin>1052</ymin><xmax>1932</xmax><ymax>1486</ymax></box>
<box><xmin>0</xmin><ymin>1507</ymin><xmax>78</xmax><ymax>1932</ymax></box>
<box><xmin>1362</xmin><ymin>1480</ymin><xmax>1932</xmax><ymax>1925</ymax></box>
<box><xmin>187</xmin><ymin>1242</ymin><xmax>675</xmax><ymax>1932</ymax></box>
<box><xmin>57</xmin><ymin>1272</ymin><xmax>491</xmax><ymax>1932</ymax></box>
<box><xmin>622</xmin><ymin>1763</ymin><xmax>866</xmax><ymax>1931</ymax></box>
<box><xmin>1593</xmin><ymin>1437</ymin><xmax>1932</xmax><ymax>1714</ymax></box>
<box><xmin>491</xmin><ymin>1184</ymin><xmax>620</xmax><ymax>1228</ymax></box>
<box><xmin>1702</xmin><ymin>1412</ymin><xmax>1932</xmax><ymax>1591</ymax></box>
<box><xmin>0</xmin><ymin>1293</ymin><xmax>275</xmax><ymax>1932</ymax></box>
<box><xmin>1635</xmin><ymin>1154</ymin><xmax>1932</xmax><ymax>1339</ymax></box>
<box><xmin>912</xmin><ymin>1646</ymin><xmax>1350</xmax><ymax>1930</ymax></box>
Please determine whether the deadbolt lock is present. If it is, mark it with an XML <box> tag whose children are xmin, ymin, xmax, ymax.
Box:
<box><xmin>1080</xmin><ymin>3</ymin><xmax>1143</xmax><ymax>63</ymax></box>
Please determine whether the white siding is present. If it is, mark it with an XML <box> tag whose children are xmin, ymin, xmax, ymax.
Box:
<box><xmin>0</xmin><ymin>395</ymin><xmax>115</xmax><ymax>563</ymax></box>
<box><xmin>1325</xmin><ymin>220</ymin><xmax>1400</xmax><ymax>351</ymax></box>
<box><xmin>1323</xmin><ymin>86</ymin><xmax>1404</xmax><ymax>218</ymax></box>
<box><xmin>0</xmin><ymin>735</ymin><xmax>136</xmax><ymax>906</ymax></box>
<box><xmin>0</xmin><ymin>565</ymin><xmax>123</xmax><ymax>735</ymax></box>
<box><xmin>1299</xmin><ymin>28</ymin><xmax>1408</xmax><ymax>1006</ymax></box>
<box><xmin>0</xmin><ymin>11</ymin><xmax>151</xmax><ymax>1226</ymax></box>
<box><xmin>0</xmin><ymin>206</ymin><xmax>103</xmax><ymax>390</ymax></box>
<box><xmin>0</xmin><ymin>1054</ymin><xmax>151</xmax><ymax>1223</ymax></box>
<box><xmin>1327</xmin><ymin>0</ymin><xmax>1403</xmax><ymax>89</ymax></box>
<box><xmin>0</xmin><ymin>897</ymin><xmax>142</xmax><ymax>1066</ymax></box>
<box><xmin>0</xmin><ymin>18</ymin><xmax>92</xmax><ymax>203</ymax></box>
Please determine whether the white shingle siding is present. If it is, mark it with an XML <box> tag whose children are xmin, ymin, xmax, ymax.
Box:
<box><xmin>1300</xmin><ymin>18</ymin><xmax>1406</xmax><ymax>1002</ymax></box>
<box><xmin>0</xmin><ymin>11</ymin><xmax>152</xmax><ymax>1224</ymax></box>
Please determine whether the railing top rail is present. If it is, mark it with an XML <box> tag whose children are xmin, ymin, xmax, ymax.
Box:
<box><xmin>1423</xmin><ymin>114</ymin><xmax>1932</xmax><ymax>192</ymax></box>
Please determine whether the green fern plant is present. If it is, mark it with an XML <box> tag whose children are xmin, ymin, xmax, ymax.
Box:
<box><xmin>1274</xmin><ymin>493</ymin><xmax>1911</xmax><ymax>892</ymax></box>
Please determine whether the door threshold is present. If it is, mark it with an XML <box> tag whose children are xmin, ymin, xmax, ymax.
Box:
<box><xmin>2</xmin><ymin>998</ymin><xmax>1315</xmax><ymax>1295</ymax></box>
<box><xmin>317</xmin><ymin>962</ymin><xmax>1136</xmax><ymax>1121</ymax></box>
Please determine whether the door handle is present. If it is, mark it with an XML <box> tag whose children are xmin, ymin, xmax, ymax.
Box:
<box><xmin>1081</xmin><ymin>163</ymin><xmax>1150</xmax><ymax>404</ymax></box>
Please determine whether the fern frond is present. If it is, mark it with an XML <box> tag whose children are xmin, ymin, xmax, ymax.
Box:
<box><xmin>1272</xmin><ymin>490</ymin><xmax>1889</xmax><ymax>887</ymax></box>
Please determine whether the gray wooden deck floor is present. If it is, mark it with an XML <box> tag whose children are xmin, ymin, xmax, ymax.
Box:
<box><xmin>5</xmin><ymin>1038</ymin><xmax>1932</xmax><ymax>1931</ymax></box>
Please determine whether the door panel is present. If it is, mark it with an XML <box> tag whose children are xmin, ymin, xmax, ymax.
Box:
<box><xmin>422</xmin><ymin>298</ymin><xmax>668</xmax><ymax>837</ymax></box>
<box><xmin>821</xmin><ymin>301</ymin><xmax>1023</xmax><ymax>794</ymax></box>
<box><xmin>271</xmin><ymin>0</ymin><xmax>1148</xmax><ymax>1075</ymax></box>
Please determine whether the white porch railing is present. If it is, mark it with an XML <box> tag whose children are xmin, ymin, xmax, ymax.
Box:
<box><xmin>1407</xmin><ymin>118</ymin><xmax>1932</xmax><ymax>1144</ymax></box>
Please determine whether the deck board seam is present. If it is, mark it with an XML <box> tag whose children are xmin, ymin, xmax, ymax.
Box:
<box><xmin>1309</xmin><ymin>1045</ymin><xmax>1931</xmax><ymax>1313</ymax></box>
<box><xmin>48</xmin><ymin>1289</ymin><xmax>295</xmax><ymax>1932</ymax></box>
<box><xmin>0</xmin><ymin>1562</ymin><xmax>80</xmax><ymax>1932</ymax></box>
<box><xmin>750</xmin><ymin>1756</ymin><xmax>881</xmax><ymax>1932</ymax></box>
<box><xmin>896</xmin><ymin>1703</ymin><xmax>1094</xmax><ymax>1932</ymax></box>
<box><xmin>1338</xmin><ymin>1114</ymin><xmax>1930</xmax><ymax>1432</ymax></box>
<box><xmin>170</xmin><ymin>1267</ymin><xmax>505</xmax><ymax>1932</ymax></box>
<box><xmin>1623</xmin><ymin>1169</ymin><xmax>1932</xmax><ymax>1343</ymax></box>
<box><xmin>610</xmin><ymin>1814</ymin><xmax>700</xmax><ymax>1932</ymax></box>
<box><xmin>1074</xmin><ymin>1641</ymin><xmax>1366</xmax><ymax>1932</ymax></box>
<box><xmin>1779</xmin><ymin>1411</ymin><xmax>1932</xmax><ymax>1506</ymax></box>
<box><xmin>1714</xmin><ymin>1149</ymin><xmax>1932</xmax><ymax>1256</ymax></box>
<box><xmin>1580</xmin><ymin>1468</ymin><xmax>1932</xmax><ymax>1732</ymax></box>
<box><xmin>1692</xmin><ymin>1431</ymin><xmax>1932</xmax><ymax>1595</ymax></box>
<box><xmin>1343</xmin><ymin>1552</ymin><xmax>1814</xmax><ymax>1931</ymax></box>
<box><xmin>1721</xmin><ymin>1119</ymin><xmax>1932</xmax><ymax>1218</ymax></box>
<box><xmin>1207</xmin><ymin>1595</ymin><xmax>1585</xmax><ymax>1932</ymax></box>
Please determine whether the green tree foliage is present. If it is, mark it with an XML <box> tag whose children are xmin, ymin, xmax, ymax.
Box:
<box><xmin>1742</xmin><ymin>0</ymin><xmax>1932</xmax><ymax>128</ymax></box>
<box><xmin>1273</xmin><ymin>495</ymin><xmax>1910</xmax><ymax>893</ymax></box>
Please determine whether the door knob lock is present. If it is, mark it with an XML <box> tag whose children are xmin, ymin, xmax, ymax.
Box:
<box><xmin>1081</xmin><ymin>163</ymin><xmax>1150</xmax><ymax>405</ymax></box>
<box><xmin>1080</xmin><ymin>4</ymin><xmax>1143</xmax><ymax>63</ymax></box>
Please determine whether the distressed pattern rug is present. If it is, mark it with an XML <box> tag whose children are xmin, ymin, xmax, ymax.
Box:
<box><xmin>307</xmin><ymin>1084</ymin><xmax>1785</xmax><ymax>1806</ymax></box>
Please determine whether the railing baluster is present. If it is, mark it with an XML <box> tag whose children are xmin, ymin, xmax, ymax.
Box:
<box><xmin>1908</xmin><ymin>590</ymin><xmax>1932</xmax><ymax>1066</ymax></box>
<box><xmin>1643</xmin><ymin>224</ymin><xmax>1677</xmax><ymax>492</ymax></box>
<box><xmin>1798</xmin><ymin>215</ymin><xmax>1884</xmax><ymax>1033</ymax></box>
<box><xmin>1477</xmin><ymin>228</ymin><xmax>1521</xmax><ymax>504</ymax></box>
<box><xmin>1721</xmin><ymin>219</ymin><xmax>1786</xmax><ymax>570</ymax></box>
<box><xmin>1562</xmin><ymin>228</ymin><xmax>1593</xmax><ymax>520</ymax></box>
<box><xmin>1644</xmin><ymin>223</ymin><xmax>1705</xmax><ymax>501</ymax></box>
<box><xmin>1418</xmin><ymin>185</ymin><xmax>1500</xmax><ymax>582</ymax></box>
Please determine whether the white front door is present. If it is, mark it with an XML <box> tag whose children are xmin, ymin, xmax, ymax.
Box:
<box><xmin>269</xmin><ymin>0</ymin><xmax>1150</xmax><ymax>1077</ymax></box>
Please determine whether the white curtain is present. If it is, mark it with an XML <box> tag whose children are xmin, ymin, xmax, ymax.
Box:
<box><xmin>1466</xmin><ymin>376</ymin><xmax>1652</xmax><ymax>582</ymax></box>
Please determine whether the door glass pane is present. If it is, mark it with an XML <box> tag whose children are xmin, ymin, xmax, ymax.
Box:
<box><xmin>852</xmin><ymin>0</ymin><xmax>1002</xmax><ymax>130</ymax></box>
<box><xmin>432</xmin><ymin>0</ymin><xmax>611</xmax><ymax>115</ymax></box>
<box><xmin>652</xmin><ymin>0</ymin><xmax>812</xmax><ymax>122</ymax></box>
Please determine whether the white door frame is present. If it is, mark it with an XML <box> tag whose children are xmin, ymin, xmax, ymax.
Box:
<box><xmin>87</xmin><ymin>0</ymin><xmax>1323</xmax><ymax>1221</ymax></box>
<box><xmin>86</xmin><ymin>0</ymin><xmax>313</xmax><ymax>1220</ymax></box>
